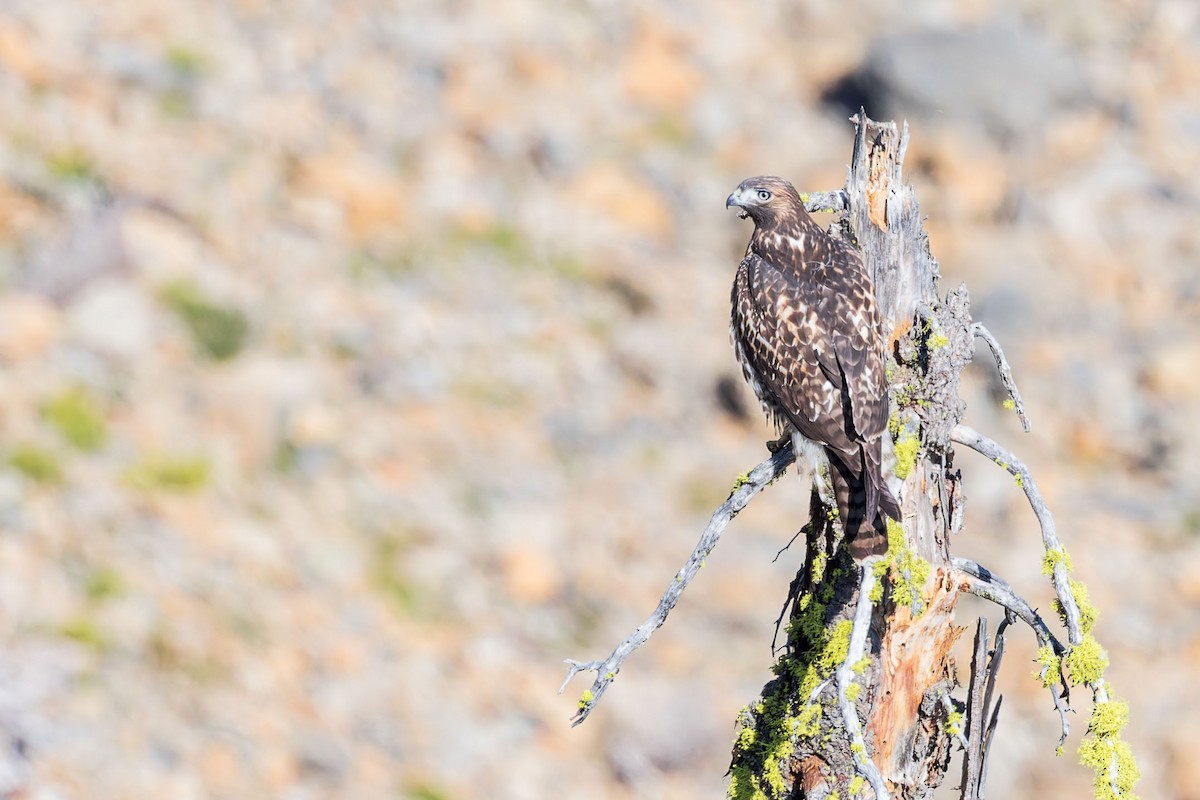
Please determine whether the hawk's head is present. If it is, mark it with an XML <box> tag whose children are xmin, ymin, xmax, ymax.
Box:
<box><xmin>726</xmin><ymin>176</ymin><xmax>803</xmax><ymax>227</ymax></box>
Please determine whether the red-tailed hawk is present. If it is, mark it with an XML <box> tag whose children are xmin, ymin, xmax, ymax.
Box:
<box><xmin>727</xmin><ymin>176</ymin><xmax>900</xmax><ymax>558</ymax></box>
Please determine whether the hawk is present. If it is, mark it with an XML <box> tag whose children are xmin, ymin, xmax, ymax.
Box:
<box><xmin>726</xmin><ymin>176</ymin><xmax>900</xmax><ymax>558</ymax></box>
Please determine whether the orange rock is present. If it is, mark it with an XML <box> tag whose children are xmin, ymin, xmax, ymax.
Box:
<box><xmin>296</xmin><ymin>150</ymin><xmax>408</xmax><ymax>242</ymax></box>
<box><xmin>568</xmin><ymin>163</ymin><xmax>674</xmax><ymax>240</ymax></box>
<box><xmin>502</xmin><ymin>544</ymin><xmax>562</xmax><ymax>605</ymax></box>
<box><xmin>622</xmin><ymin>14</ymin><xmax>702</xmax><ymax>112</ymax></box>
<box><xmin>0</xmin><ymin>293</ymin><xmax>61</xmax><ymax>362</ymax></box>
<box><xmin>198</xmin><ymin>740</ymin><xmax>242</xmax><ymax>793</ymax></box>
<box><xmin>1144</xmin><ymin>342</ymin><xmax>1200</xmax><ymax>400</ymax></box>
<box><xmin>0</xmin><ymin>22</ymin><xmax>50</xmax><ymax>87</ymax></box>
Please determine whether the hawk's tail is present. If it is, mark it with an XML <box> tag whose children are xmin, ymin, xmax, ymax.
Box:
<box><xmin>829</xmin><ymin>439</ymin><xmax>901</xmax><ymax>560</ymax></box>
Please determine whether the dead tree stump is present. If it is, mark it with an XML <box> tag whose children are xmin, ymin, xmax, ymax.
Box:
<box><xmin>562</xmin><ymin>114</ymin><xmax>1138</xmax><ymax>800</ymax></box>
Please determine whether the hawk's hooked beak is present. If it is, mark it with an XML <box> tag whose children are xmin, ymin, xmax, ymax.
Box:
<box><xmin>726</xmin><ymin>189</ymin><xmax>750</xmax><ymax>219</ymax></box>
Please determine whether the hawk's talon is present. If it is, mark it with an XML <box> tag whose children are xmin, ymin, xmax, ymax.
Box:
<box><xmin>765</xmin><ymin>433</ymin><xmax>790</xmax><ymax>454</ymax></box>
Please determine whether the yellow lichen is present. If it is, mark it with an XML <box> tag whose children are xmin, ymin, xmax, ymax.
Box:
<box><xmin>1042</xmin><ymin>547</ymin><xmax>1073</xmax><ymax>577</ymax></box>
<box><xmin>871</xmin><ymin>519</ymin><xmax>931</xmax><ymax>611</ymax></box>
<box><xmin>1063</xmin><ymin>635</ymin><xmax>1108</xmax><ymax>685</ymax></box>
<box><xmin>892</xmin><ymin>431</ymin><xmax>920</xmax><ymax>480</ymax></box>
<box><xmin>730</xmin><ymin>574</ymin><xmax>855</xmax><ymax>799</ymax></box>
<box><xmin>1070</xmin><ymin>578</ymin><xmax>1099</xmax><ymax>634</ymax></box>
<box><xmin>1082</xmin><ymin>700</ymin><xmax>1140</xmax><ymax>799</ymax></box>
<box><xmin>1034</xmin><ymin>645</ymin><xmax>1061</xmax><ymax>687</ymax></box>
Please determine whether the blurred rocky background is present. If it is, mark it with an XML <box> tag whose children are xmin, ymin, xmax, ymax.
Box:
<box><xmin>0</xmin><ymin>0</ymin><xmax>1196</xmax><ymax>798</ymax></box>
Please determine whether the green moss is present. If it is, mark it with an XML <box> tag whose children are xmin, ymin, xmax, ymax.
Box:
<box><xmin>161</xmin><ymin>282</ymin><xmax>249</xmax><ymax>361</ymax></box>
<box><xmin>1002</xmin><ymin>398</ymin><xmax>1016</xmax><ymax>411</ymax></box>
<box><xmin>845</xmin><ymin>681</ymin><xmax>861</xmax><ymax>702</ymax></box>
<box><xmin>848</xmin><ymin>776</ymin><xmax>865</xmax><ymax>796</ymax></box>
<box><xmin>728</xmin><ymin>764</ymin><xmax>764</xmax><ymax>800</ymax></box>
<box><xmin>1013</xmin><ymin>473</ymin><xmax>1025</xmax><ymax>488</ymax></box>
<box><xmin>927</xmin><ymin>331</ymin><xmax>950</xmax><ymax>350</ymax></box>
<box><xmin>9</xmin><ymin>444</ymin><xmax>63</xmax><ymax>484</ymax></box>
<box><xmin>851</xmin><ymin>656</ymin><xmax>870</xmax><ymax>675</ymax></box>
<box><xmin>731</xmin><ymin>471</ymin><xmax>752</xmax><ymax>492</ymax></box>
<box><xmin>945</xmin><ymin>710</ymin><xmax>963</xmax><ymax>737</ymax></box>
<box><xmin>892</xmin><ymin>431</ymin><xmax>919</xmax><ymax>480</ymax></box>
<box><xmin>578</xmin><ymin>689</ymin><xmax>594</xmax><ymax>710</ymax></box>
<box><xmin>1063</xmin><ymin>635</ymin><xmax>1108</xmax><ymax>685</ymax></box>
<box><xmin>124</xmin><ymin>455</ymin><xmax>211</xmax><ymax>491</ymax></box>
<box><xmin>43</xmin><ymin>388</ymin><xmax>108</xmax><ymax>451</ymax></box>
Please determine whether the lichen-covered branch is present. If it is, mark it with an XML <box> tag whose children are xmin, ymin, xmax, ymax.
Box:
<box><xmin>949</xmin><ymin>424</ymin><xmax>1083</xmax><ymax>644</ymax></box>
<box><xmin>972</xmin><ymin>323</ymin><xmax>1032</xmax><ymax>432</ymax></box>
<box><xmin>954</xmin><ymin>558</ymin><xmax>1071</xmax><ymax>748</ymax></box>
<box><xmin>559</xmin><ymin>441</ymin><xmax>796</xmax><ymax>725</ymax></box>
<box><xmin>950</xmin><ymin>427</ymin><xmax>1138</xmax><ymax>797</ymax></box>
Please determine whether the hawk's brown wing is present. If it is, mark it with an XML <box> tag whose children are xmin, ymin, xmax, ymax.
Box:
<box><xmin>814</xmin><ymin>242</ymin><xmax>890</xmax><ymax>444</ymax></box>
<box><xmin>732</xmin><ymin>252</ymin><xmax>857</xmax><ymax>456</ymax></box>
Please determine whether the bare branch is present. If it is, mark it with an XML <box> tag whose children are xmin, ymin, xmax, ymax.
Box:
<box><xmin>559</xmin><ymin>442</ymin><xmax>796</xmax><ymax>725</ymax></box>
<box><xmin>949</xmin><ymin>425</ymin><xmax>1083</xmax><ymax>646</ymax></box>
<box><xmin>960</xmin><ymin>619</ymin><xmax>988</xmax><ymax>800</ymax></box>
<box><xmin>837</xmin><ymin>565</ymin><xmax>890</xmax><ymax>800</ymax></box>
<box><xmin>953</xmin><ymin>557</ymin><xmax>1071</xmax><ymax>747</ymax></box>
<box><xmin>972</xmin><ymin>323</ymin><xmax>1032</xmax><ymax>432</ymax></box>
<box><xmin>977</xmin><ymin>614</ymin><xmax>1011</xmax><ymax>795</ymax></box>
<box><xmin>951</xmin><ymin>559</ymin><xmax>1064</xmax><ymax>655</ymax></box>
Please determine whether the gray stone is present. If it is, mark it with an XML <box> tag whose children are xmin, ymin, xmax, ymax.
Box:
<box><xmin>844</xmin><ymin>23</ymin><xmax>1092</xmax><ymax>144</ymax></box>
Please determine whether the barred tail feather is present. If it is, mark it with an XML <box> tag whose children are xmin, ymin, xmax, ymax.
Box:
<box><xmin>828</xmin><ymin>440</ymin><xmax>900</xmax><ymax>560</ymax></box>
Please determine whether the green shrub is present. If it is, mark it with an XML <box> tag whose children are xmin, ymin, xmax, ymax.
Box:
<box><xmin>43</xmin><ymin>388</ymin><xmax>107</xmax><ymax>451</ymax></box>
<box><xmin>161</xmin><ymin>282</ymin><xmax>249</xmax><ymax>361</ymax></box>
<box><xmin>9</xmin><ymin>444</ymin><xmax>63</xmax><ymax>484</ymax></box>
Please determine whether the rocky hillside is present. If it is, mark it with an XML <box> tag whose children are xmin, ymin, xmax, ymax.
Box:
<box><xmin>0</xmin><ymin>1</ymin><xmax>1197</xmax><ymax>798</ymax></box>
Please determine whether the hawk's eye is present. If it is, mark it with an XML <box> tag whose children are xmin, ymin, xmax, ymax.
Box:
<box><xmin>756</xmin><ymin>189</ymin><xmax>771</xmax><ymax>201</ymax></box>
